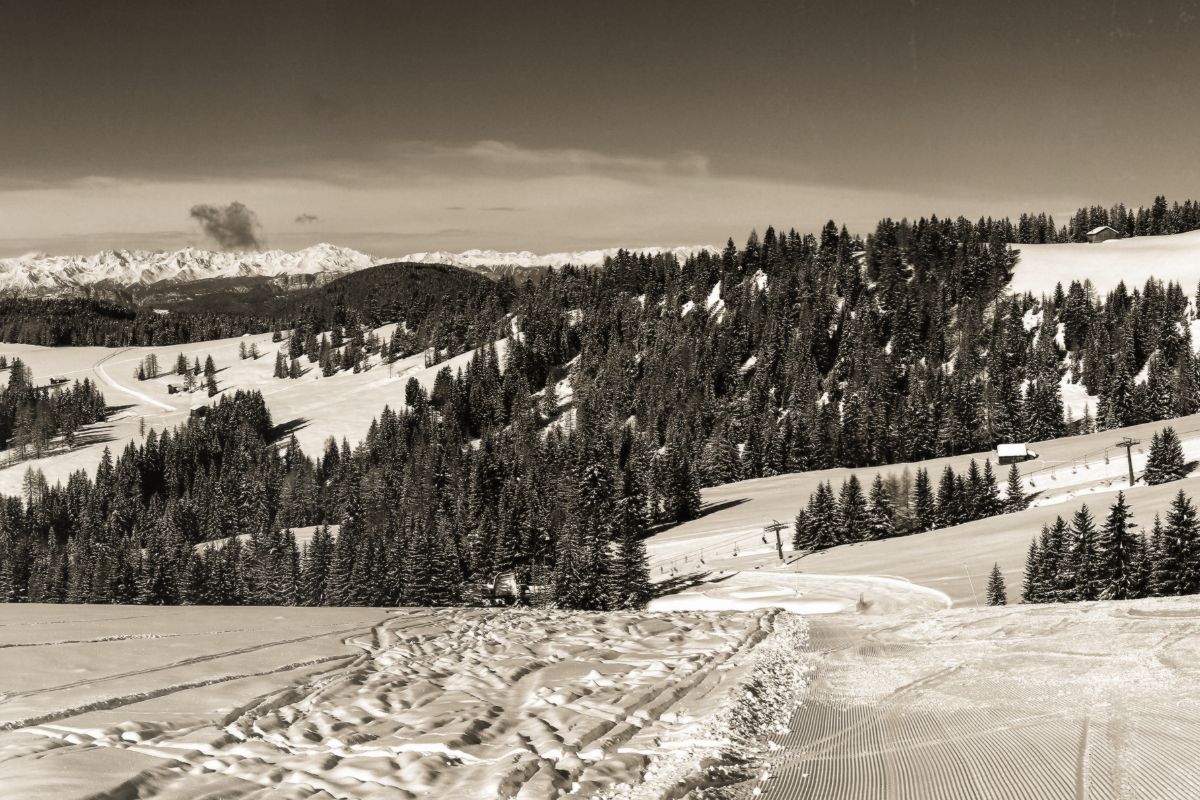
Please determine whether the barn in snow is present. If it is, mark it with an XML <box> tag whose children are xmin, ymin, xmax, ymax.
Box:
<box><xmin>1086</xmin><ymin>225</ymin><xmax>1118</xmax><ymax>243</ymax></box>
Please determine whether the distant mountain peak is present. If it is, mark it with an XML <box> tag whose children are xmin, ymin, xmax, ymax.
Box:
<box><xmin>0</xmin><ymin>243</ymin><xmax>716</xmax><ymax>294</ymax></box>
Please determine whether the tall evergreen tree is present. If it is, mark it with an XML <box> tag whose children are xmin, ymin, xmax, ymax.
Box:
<box><xmin>986</xmin><ymin>562</ymin><xmax>1007</xmax><ymax>605</ymax></box>
<box><xmin>1097</xmin><ymin>491</ymin><xmax>1139</xmax><ymax>600</ymax></box>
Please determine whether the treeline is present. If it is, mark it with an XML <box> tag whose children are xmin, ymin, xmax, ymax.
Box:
<box><xmin>794</xmin><ymin>424</ymin><xmax>1188</xmax><ymax>562</ymax></box>
<box><xmin>1003</xmin><ymin>196</ymin><xmax>1200</xmax><ymax>244</ymax></box>
<box><xmin>0</xmin><ymin>358</ymin><xmax>107</xmax><ymax>457</ymax></box>
<box><xmin>0</xmin><ymin>264</ymin><xmax>512</xmax><ymax>357</ymax></box>
<box><xmin>792</xmin><ymin>459</ymin><xmax>1027</xmax><ymax>551</ymax></box>
<box><xmin>1021</xmin><ymin>489</ymin><xmax>1200</xmax><ymax>603</ymax></box>
<box><xmin>1062</xmin><ymin>196</ymin><xmax>1200</xmax><ymax>243</ymax></box>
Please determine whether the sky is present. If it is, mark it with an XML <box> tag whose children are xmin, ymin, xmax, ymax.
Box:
<box><xmin>1</xmin><ymin>0</ymin><xmax>1197</xmax><ymax>256</ymax></box>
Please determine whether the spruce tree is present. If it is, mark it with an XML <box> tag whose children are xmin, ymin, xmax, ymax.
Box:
<box><xmin>1145</xmin><ymin>426</ymin><xmax>1187</xmax><ymax>485</ymax></box>
<box><xmin>1158</xmin><ymin>490</ymin><xmax>1200</xmax><ymax>595</ymax></box>
<box><xmin>986</xmin><ymin>562</ymin><xmax>1007</xmax><ymax>605</ymax></box>
<box><xmin>1003</xmin><ymin>463</ymin><xmax>1028</xmax><ymax>512</ymax></box>
<box><xmin>911</xmin><ymin>468</ymin><xmax>935</xmax><ymax>531</ymax></box>
<box><xmin>1097</xmin><ymin>491</ymin><xmax>1138</xmax><ymax>600</ymax></box>
<box><xmin>807</xmin><ymin>482</ymin><xmax>840</xmax><ymax>550</ymax></box>
<box><xmin>1068</xmin><ymin>504</ymin><xmax>1101</xmax><ymax>601</ymax></box>
<box><xmin>865</xmin><ymin>473</ymin><xmax>896</xmax><ymax>540</ymax></box>
<box><xmin>1021</xmin><ymin>539</ymin><xmax>1041</xmax><ymax>603</ymax></box>
<box><xmin>837</xmin><ymin>475</ymin><xmax>868</xmax><ymax>543</ymax></box>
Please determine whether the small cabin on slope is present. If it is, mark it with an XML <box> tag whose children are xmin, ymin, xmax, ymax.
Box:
<box><xmin>997</xmin><ymin>443</ymin><xmax>1038</xmax><ymax>465</ymax></box>
<box><xmin>1086</xmin><ymin>225</ymin><xmax>1118</xmax><ymax>243</ymax></box>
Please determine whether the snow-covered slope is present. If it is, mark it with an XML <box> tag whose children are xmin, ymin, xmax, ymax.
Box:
<box><xmin>0</xmin><ymin>243</ymin><xmax>715</xmax><ymax>294</ymax></box>
<box><xmin>1011</xmin><ymin>229</ymin><xmax>1200</xmax><ymax>295</ymax></box>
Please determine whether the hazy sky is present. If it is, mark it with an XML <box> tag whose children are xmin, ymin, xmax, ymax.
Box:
<box><xmin>2</xmin><ymin>0</ymin><xmax>1197</xmax><ymax>256</ymax></box>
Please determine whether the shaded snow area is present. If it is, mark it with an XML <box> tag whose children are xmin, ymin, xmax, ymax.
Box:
<box><xmin>648</xmin><ymin>571</ymin><xmax>949</xmax><ymax>616</ymax></box>
<box><xmin>1060</xmin><ymin>374</ymin><xmax>1099</xmax><ymax>421</ymax></box>
<box><xmin>761</xmin><ymin>596</ymin><xmax>1200</xmax><ymax>799</ymax></box>
<box><xmin>0</xmin><ymin>604</ymin><xmax>794</xmax><ymax>800</ymax></box>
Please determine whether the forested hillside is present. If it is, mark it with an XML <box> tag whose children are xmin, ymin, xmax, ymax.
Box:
<box><xmin>4</xmin><ymin>202</ymin><xmax>1200</xmax><ymax>608</ymax></box>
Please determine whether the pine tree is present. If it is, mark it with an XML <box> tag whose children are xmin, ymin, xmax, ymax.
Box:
<box><xmin>837</xmin><ymin>475</ymin><xmax>868</xmax><ymax>543</ymax></box>
<box><xmin>1145</xmin><ymin>426</ymin><xmax>1187</xmax><ymax>485</ymax></box>
<box><xmin>792</xmin><ymin>507</ymin><xmax>812</xmax><ymax>550</ymax></box>
<box><xmin>807</xmin><ymin>481</ymin><xmax>840</xmax><ymax>550</ymax></box>
<box><xmin>1157</xmin><ymin>490</ymin><xmax>1199</xmax><ymax>595</ymax></box>
<box><xmin>911</xmin><ymin>468</ymin><xmax>936</xmax><ymax>531</ymax></box>
<box><xmin>1003</xmin><ymin>463</ymin><xmax>1028</xmax><ymax>512</ymax></box>
<box><xmin>986</xmin><ymin>562</ymin><xmax>1007</xmax><ymax>605</ymax></box>
<box><xmin>1097</xmin><ymin>491</ymin><xmax>1138</xmax><ymax>600</ymax></box>
<box><xmin>865</xmin><ymin>473</ymin><xmax>895</xmax><ymax>540</ymax></box>
<box><xmin>1021</xmin><ymin>539</ymin><xmax>1041</xmax><ymax>602</ymax></box>
<box><xmin>935</xmin><ymin>465</ymin><xmax>961</xmax><ymax>528</ymax></box>
<box><xmin>1068</xmin><ymin>504</ymin><xmax>1101</xmax><ymax>601</ymax></box>
<box><xmin>979</xmin><ymin>460</ymin><xmax>1002</xmax><ymax>517</ymax></box>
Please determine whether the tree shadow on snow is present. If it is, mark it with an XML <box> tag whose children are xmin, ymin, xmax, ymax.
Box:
<box><xmin>649</xmin><ymin>570</ymin><xmax>737</xmax><ymax>600</ymax></box>
<box><xmin>645</xmin><ymin>497</ymin><xmax>752</xmax><ymax>536</ymax></box>
<box><xmin>270</xmin><ymin>417</ymin><xmax>310</xmax><ymax>443</ymax></box>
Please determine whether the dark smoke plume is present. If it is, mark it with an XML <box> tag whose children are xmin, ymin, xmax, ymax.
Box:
<box><xmin>189</xmin><ymin>201</ymin><xmax>264</xmax><ymax>250</ymax></box>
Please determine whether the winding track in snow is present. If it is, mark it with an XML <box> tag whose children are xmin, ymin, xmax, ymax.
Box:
<box><xmin>91</xmin><ymin>349</ymin><xmax>176</xmax><ymax>412</ymax></box>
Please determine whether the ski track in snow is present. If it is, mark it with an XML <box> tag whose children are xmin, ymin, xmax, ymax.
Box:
<box><xmin>92</xmin><ymin>349</ymin><xmax>176</xmax><ymax>412</ymax></box>
<box><xmin>761</xmin><ymin>597</ymin><xmax>1200</xmax><ymax>800</ymax></box>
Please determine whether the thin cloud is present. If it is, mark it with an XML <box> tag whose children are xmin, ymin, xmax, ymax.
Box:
<box><xmin>303</xmin><ymin>140</ymin><xmax>712</xmax><ymax>186</ymax></box>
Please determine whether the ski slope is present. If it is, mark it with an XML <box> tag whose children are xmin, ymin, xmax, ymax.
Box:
<box><xmin>647</xmin><ymin>412</ymin><xmax>1200</xmax><ymax>609</ymax></box>
<box><xmin>762</xmin><ymin>595</ymin><xmax>1200</xmax><ymax>800</ymax></box>
<box><xmin>1010</xmin><ymin>229</ymin><xmax>1200</xmax><ymax>295</ymax></box>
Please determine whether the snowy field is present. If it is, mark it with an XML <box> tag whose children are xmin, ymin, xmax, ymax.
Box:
<box><xmin>0</xmin><ymin>604</ymin><xmax>793</xmax><ymax>800</ymax></box>
<box><xmin>1010</xmin><ymin>229</ymin><xmax>1200</xmax><ymax>295</ymax></box>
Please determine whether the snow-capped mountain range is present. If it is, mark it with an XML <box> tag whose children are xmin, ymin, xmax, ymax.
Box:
<box><xmin>0</xmin><ymin>243</ymin><xmax>715</xmax><ymax>294</ymax></box>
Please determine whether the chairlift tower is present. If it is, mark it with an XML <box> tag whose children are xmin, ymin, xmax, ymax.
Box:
<box><xmin>1115</xmin><ymin>437</ymin><xmax>1139</xmax><ymax>486</ymax></box>
<box><xmin>764</xmin><ymin>520</ymin><xmax>788</xmax><ymax>561</ymax></box>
